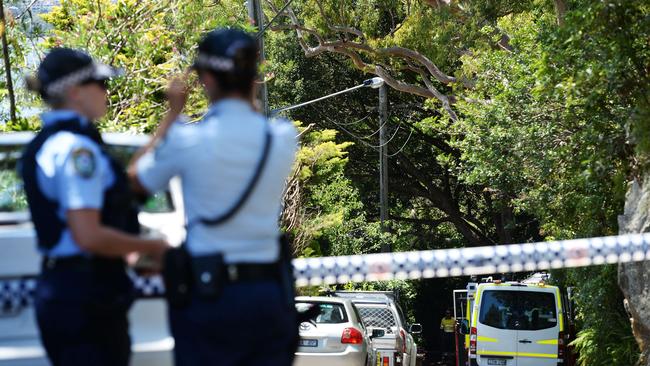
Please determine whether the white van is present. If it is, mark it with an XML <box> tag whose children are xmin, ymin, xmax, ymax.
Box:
<box><xmin>466</xmin><ymin>282</ymin><xmax>566</xmax><ymax>366</ymax></box>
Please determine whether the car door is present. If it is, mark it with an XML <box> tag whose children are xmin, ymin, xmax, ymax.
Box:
<box><xmin>476</xmin><ymin>287</ymin><xmax>518</xmax><ymax>366</ymax></box>
<box><xmin>515</xmin><ymin>288</ymin><xmax>560</xmax><ymax>366</ymax></box>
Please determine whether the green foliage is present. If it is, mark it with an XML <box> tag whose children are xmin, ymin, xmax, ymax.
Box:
<box><xmin>38</xmin><ymin>0</ymin><xmax>249</xmax><ymax>132</ymax></box>
<box><xmin>269</xmin><ymin>0</ymin><xmax>647</xmax><ymax>361</ymax></box>
<box><xmin>454</xmin><ymin>8</ymin><xmax>633</xmax><ymax>238</ymax></box>
<box><xmin>452</xmin><ymin>1</ymin><xmax>647</xmax><ymax>363</ymax></box>
<box><xmin>287</xmin><ymin>123</ymin><xmax>385</xmax><ymax>257</ymax></box>
<box><xmin>567</xmin><ymin>266</ymin><xmax>640</xmax><ymax>366</ymax></box>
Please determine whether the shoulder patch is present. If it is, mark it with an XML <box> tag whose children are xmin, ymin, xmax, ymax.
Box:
<box><xmin>71</xmin><ymin>148</ymin><xmax>96</xmax><ymax>178</ymax></box>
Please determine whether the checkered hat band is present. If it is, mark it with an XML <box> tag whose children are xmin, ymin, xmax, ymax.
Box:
<box><xmin>44</xmin><ymin>64</ymin><xmax>97</xmax><ymax>96</ymax></box>
<box><xmin>194</xmin><ymin>54</ymin><xmax>235</xmax><ymax>72</ymax></box>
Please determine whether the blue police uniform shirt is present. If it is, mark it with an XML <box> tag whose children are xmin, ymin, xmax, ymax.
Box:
<box><xmin>136</xmin><ymin>99</ymin><xmax>297</xmax><ymax>264</ymax></box>
<box><xmin>35</xmin><ymin>110</ymin><xmax>114</xmax><ymax>257</ymax></box>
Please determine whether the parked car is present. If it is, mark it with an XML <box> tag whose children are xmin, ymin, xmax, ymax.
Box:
<box><xmin>332</xmin><ymin>291</ymin><xmax>422</xmax><ymax>366</ymax></box>
<box><xmin>294</xmin><ymin>296</ymin><xmax>384</xmax><ymax>366</ymax></box>
<box><xmin>0</xmin><ymin>132</ymin><xmax>185</xmax><ymax>366</ymax></box>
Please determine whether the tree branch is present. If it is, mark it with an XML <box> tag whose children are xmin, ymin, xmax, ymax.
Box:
<box><xmin>375</xmin><ymin>65</ymin><xmax>434</xmax><ymax>99</ymax></box>
<box><xmin>554</xmin><ymin>0</ymin><xmax>566</xmax><ymax>26</ymax></box>
<box><xmin>416</xmin><ymin>68</ymin><xmax>459</xmax><ymax>121</ymax></box>
<box><xmin>275</xmin><ymin>4</ymin><xmax>463</xmax><ymax>123</ymax></box>
<box><xmin>379</xmin><ymin>46</ymin><xmax>456</xmax><ymax>84</ymax></box>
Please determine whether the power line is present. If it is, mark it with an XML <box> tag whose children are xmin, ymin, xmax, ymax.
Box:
<box><xmin>257</xmin><ymin>0</ymin><xmax>295</xmax><ymax>39</ymax></box>
<box><xmin>388</xmin><ymin>128</ymin><xmax>414</xmax><ymax>157</ymax></box>
<box><xmin>313</xmin><ymin>103</ymin><xmax>404</xmax><ymax>149</ymax></box>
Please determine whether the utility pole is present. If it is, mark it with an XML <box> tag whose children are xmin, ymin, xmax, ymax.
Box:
<box><xmin>0</xmin><ymin>0</ymin><xmax>17</xmax><ymax>124</ymax></box>
<box><xmin>248</xmin><ymin>0</ymin><xmax>269</xmax><ymax>116</ymax></box>
<box><xmin>379</xmin><ymin>83</ymin><xmax>390</xmax><ymax>252</ymax></box>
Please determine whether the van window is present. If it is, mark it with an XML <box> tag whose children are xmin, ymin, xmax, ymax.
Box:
<box><xmin>479</xmin><ymin>290</ymin><xmax>557</xmax><ymax>330</ymax></box>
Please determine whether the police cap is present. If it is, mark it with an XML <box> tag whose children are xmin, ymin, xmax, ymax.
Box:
<box><xmin>192</xmin><ymin>28</ymin><xmax>257</xmax><ymax>75</ymax></box>
<box><xmin>27</xmin><ymin>48</ymin><xmax>123</xmax><ymax>98</ymax></box>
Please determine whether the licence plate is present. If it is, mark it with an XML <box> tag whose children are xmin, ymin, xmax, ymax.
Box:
<box><xmin>299</xmin><ymin>339</ymin><xmax>318</xmax><ymax>347</ymax></box>
<box><xmin>487</xmin><ymin>359</ymin><xmax>507</xmax><ymax>366</ymax></box>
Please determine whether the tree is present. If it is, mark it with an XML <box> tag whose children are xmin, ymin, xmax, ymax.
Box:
<box><xmin>0</xmin><ymin>0</ymin><xmax>17</xmax><ymax>123</ymax></box>
<box><xmin>267</xmin><ymin>0</ymin><xmax>648</xmax><ymax>363</ymax></box>
<box><xmin>37</xmin><ymin>0</ymin><xmax>252</xmax><ymax>132</ymax></box>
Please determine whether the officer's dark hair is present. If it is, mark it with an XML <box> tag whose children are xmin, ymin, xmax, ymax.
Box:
<box><xmin>193</xmin><ymin>28</ymin><xmax>259</xmax><ymax>98</ymax></box>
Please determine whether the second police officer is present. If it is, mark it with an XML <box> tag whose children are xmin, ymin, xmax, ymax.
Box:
<box><xmin>129</xmin><ymin>28</ymin><xmax>299</xmax><ymax>365</ymax></box>
<box><xmin>20</xmin><ymin>48</ymin><xmax>169</xmax><ymax>365</ymax></box>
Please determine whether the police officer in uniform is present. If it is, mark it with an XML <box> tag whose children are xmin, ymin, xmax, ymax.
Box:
<box><xmin>129</xmin><ymin>28</ymin><xmax>298</xmax><ymax>365</ymax></box>
<box><xmin>20</xmin><ymin>48</ymin><xmax>169</xmax><ymax>366</ymax></box>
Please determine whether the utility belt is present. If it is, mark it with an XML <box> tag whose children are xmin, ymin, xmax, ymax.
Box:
<box><xmin>162</xmin><ymin>242</ymin><xmax>290</xmax><ymax>308</ymax></box>
<box><xmin>41</xmin><ymin>255</ymin><xmax>126</xmax><ymax>273</ymax></box>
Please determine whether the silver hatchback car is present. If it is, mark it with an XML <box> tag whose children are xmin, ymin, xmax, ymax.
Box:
<box><xmin>294</xmin><ymin>296</ymin><xmax>384</xmax><ymax>366</ymax></box>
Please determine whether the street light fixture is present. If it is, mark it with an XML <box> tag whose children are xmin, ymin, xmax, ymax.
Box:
<box><xmin>271</xmin><ymin>77</ymin><xmax>385</xmax><ymax>115</ymax></box>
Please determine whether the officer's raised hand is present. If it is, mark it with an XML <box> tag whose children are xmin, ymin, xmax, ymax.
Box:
<box><xmin>127</xmin><ymin>74</ymin><xmax>189</xmax><ymax>175</ymax></box>
<box><xmin>167</xmin><ymin>74</ymin><xmax>189</xmax><ymax>115</ymax></box>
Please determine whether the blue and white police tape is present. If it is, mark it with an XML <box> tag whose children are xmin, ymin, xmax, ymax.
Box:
<box><xmin>1</xmin><ymin>233</ymin><xmax>649</xmax><ymax>313</ymax></box>
<box><xmin>291</xmin><ymin>233</ymin><xmax>650</xmax><ymax>286</ymax></box>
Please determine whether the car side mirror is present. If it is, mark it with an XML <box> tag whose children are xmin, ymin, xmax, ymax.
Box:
<box><xmin>370</xmin><ymin>328</ymin><xmax>386</xmax><ymax>339</ymax></box>
<box><xmin>458</xmin><ymin>319</ymin><xmax>469</xmax><ymax>335</ymax></box>
<box><xmin>409</xmin><ymin>323</ymin><xmax>423</xmax><ymax>334</ymax></box>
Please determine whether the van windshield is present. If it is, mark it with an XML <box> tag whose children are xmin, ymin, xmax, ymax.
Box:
<box><xmin>479</xmin><ymin>290</ymin><xmax>558</xmax><ymax>330</ymax></box>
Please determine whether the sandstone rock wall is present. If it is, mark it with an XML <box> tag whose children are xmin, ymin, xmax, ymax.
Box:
<box><xmin>618</xmin><ymin>179</ymin><xmax>650</xmax><ymax>366</ymax></box>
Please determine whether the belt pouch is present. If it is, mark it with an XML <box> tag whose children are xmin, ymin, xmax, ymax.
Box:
<box><xmin>162</xmin><ymin>246</ymin><xmax>192</xmax><ymax>308</ymax></box>
<box><xmin>191</xmin><ymin>253</ymin><xmax>225</xmax><ymax>300</ymax></box>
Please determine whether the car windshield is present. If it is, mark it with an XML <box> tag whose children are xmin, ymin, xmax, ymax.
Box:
<box><xmin>479</xmin><ymin>290</ymin><xmax>558</xmax><ymax>330</ymax></box>
<box><xmin>295</xmin><ymin>302</ymin><xmax>348</xmax><ymax>324</ymax></box>
<box><xmin>0</xmin><ymin>143</ymin><xmax>173</xmax><ymax>217</ymax></box>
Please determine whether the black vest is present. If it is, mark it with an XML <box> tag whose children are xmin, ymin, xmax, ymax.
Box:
<box><xmin>19</xmin><ymin>118</ymin><xmax>140</xmax><ymax>251</ymax></box>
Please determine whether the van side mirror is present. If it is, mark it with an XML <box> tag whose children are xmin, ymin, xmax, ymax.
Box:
<box><xmin>458</xmin><ymin>319</ymin><xmax>469</xmax><ymax>335</ymax></box>
<box><xmin>409</xmin><ymin>323</ymin><xmax>423</xmax><ymax>334</ymax></box>
<box><xmin>370</xmin><ymin>328</ymin><xmax>386</xmax><ymax>339</ymax></box>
